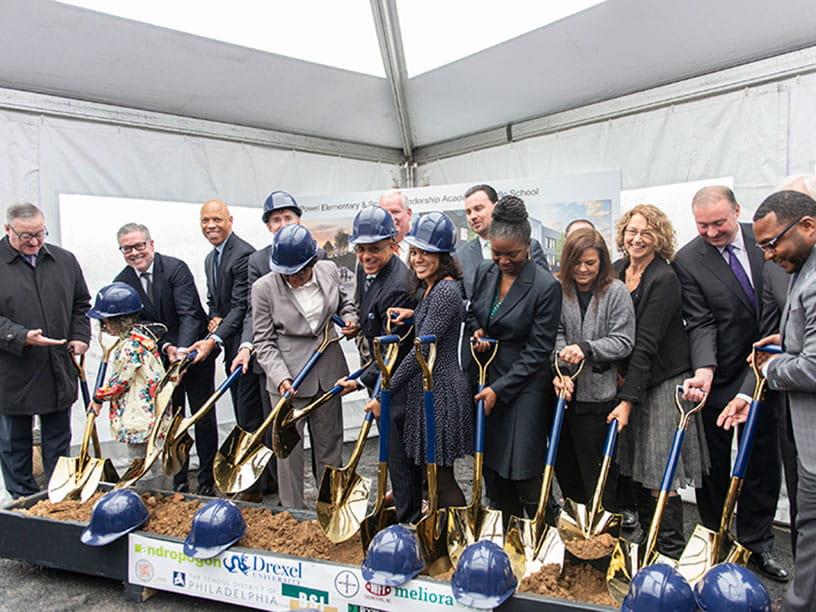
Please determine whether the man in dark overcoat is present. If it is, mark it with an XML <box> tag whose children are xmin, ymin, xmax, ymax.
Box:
<box><xmin>0</xmin><ymin>203</ymin><xmax>91</xmax><ymax>498</ymax></box>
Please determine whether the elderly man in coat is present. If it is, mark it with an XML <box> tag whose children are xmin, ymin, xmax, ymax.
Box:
<box><xmin>0</xmin><ymin>203</ymin><xmax>91</xmax><ymax>498</ymax></box>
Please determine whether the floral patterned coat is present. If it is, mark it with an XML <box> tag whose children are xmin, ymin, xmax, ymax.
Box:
<box><xmin>94</xmin><ymin>325</ymin><xmax>165</xmax><ymax>443</ymax></box>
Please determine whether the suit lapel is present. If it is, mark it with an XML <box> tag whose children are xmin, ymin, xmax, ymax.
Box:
<box><xmin>489</xmin><ymin>260</ymin><xmax>534</xmax><ymax>326</ymax></box>
<box><xmin>696</xmin><ymin>237</ymin><xmax>755</xmax><ymax>314</ymax></box>
<box><xmin>151</xmin><ymin>253</ymin><xmax>164</xmax><ymax>318</ymax></box>
<box><xmin>205</xmin><ymin>250</ymin><xmax>215</xmax><ymax>293</ymax></box>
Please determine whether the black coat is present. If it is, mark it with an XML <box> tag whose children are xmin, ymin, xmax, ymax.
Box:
<box><xmin>114</xmin><ymin>252</ymin><xmax>208</xmax><ymax>350</ymax></box>
<box><xmin>466</xmin><ymin>259</ymin><xmax>562</xmax><ymax>480</ymax></box>
<box><xmin>613</xmin><ymin>256</ymin><xmax>691</xmax><ymax>403</ymax></box>
<box><xmin>205</xmin><ymin>233</ymin><xmax>255</xmax><ymax>361</ymax></box>
<box><xmin>455</xmin><ymin>236</ymin><xmax>550</xmax><ymax>299</ymax></box>
<box><xmin>355</xmin><ymin>255</ymin><xmax>417</xmax><ymax>389</ymax></box>
<box><xmin>0</xmin><ymin>237</ymin><xmax>91</xmax><ymax>415</ymax></box>
<box><xmin>673</xmin><ymin>224</ymin><xmax>776</xmax><ymax>407</ymax></box>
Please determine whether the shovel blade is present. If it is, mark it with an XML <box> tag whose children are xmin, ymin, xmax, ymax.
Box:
<box><xmin>677</xmin><ymin>524</ymin><xmax>719</xmax><ymax>584</ymax></box>
<box><xmin>316</xmin><ymin>467</ymin><xmax>372</xmax><ymax>543</ymax></box>
<box><xmin>213</xmin><ymin>426</ymin><xmax>272</xmax><ymax>494</ymax></box>
<box><xmin>270</xmin><ymin>400</ymin><xmax>301</xmax><ymax>458</ymax></box>
<box><xmin>558</xmin><ymin>498</ymin><xmax>591</xmax><ymax>544</ymax></box>
<box><xmin>163</xmin><ymin>431</ymin><xmax>193</xmax><ymax>477</ymax></box>
<box><xmin>78</xmin><ymin>458</ymin><xmax>109</xmax><ymax>502</ymax></box>
<box><xmin>477</xmin><ymin>507</ymin><xmax>505</xmax><ymax>547</ymax></box>
<box><xmin>446</xmin><ymin>504</ymin><xmax>478</xmax><ymax>568</ymax></box>
<box><xmin>361</xmin><ymin>506</ymin><xmax>398</xmax><ymax>553</ymax></box>
<box><xmin>48</xmin><ymin>456</ymin><xmax>87</xmax><ymax>503</ymax></box>
<box><xmin>504</xmin><ymin>516</ymin><xmax>564</xmax><ymax>580</ymax></box>
<box><xmin>606</xmin><ymin>538</ymin><xmax>642</xmax><ymax>604</ymax></box>
<box><xmin>416</xmin><ymin>510</ymin><xmax>451</xmax><ymax>576</ymax></box>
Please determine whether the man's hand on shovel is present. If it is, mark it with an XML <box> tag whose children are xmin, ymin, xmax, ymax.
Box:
<box><xmin>183</xmin><ymin>337</ymin><xmax>219</xmax><ymax>364</ymax></box>
<box><xmin>473</xmin><ymin>386</ymin><xmax>497</xmax><ymax>415</ymax></box>
<box><xmin>717</xmin><ymin>397</ymin><xmax>749</xmax><ymax>431</ymax></box>
<box><xmin>750</xmin><ymin>334</ymin><xmax>782</xmax><ymax>371</ymax></box>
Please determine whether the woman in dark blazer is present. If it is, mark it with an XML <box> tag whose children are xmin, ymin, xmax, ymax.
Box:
<box><xmin>468</xmin><ymin>196</ymin><xmax>563</xmax><ymax>523</ymax></box>
<box><xmin>613</xmin><ymin>203</ymin><xmax>709</xmax><ymax>559</ymax></box>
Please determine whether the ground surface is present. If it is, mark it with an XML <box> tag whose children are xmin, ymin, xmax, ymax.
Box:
<box><xmin>0</xmin><ymin>439</ymin><xmax>793</xmax><ymax>610</ymax></box>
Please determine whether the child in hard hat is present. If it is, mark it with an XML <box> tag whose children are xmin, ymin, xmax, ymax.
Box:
<box><xmin>86</xmin><ymin>282</ymin><xmax>167</xmax><ymax>488</ymax></box>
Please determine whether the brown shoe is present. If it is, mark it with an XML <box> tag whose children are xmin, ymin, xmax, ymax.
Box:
<box><xmin>239</xmin><ymin>491</ymin><xmax>264</xmax><ymax>504</ymax></box>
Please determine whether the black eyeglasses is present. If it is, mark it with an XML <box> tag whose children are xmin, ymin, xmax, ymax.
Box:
<box><xmin>8</xmin><ymin>226</ymin><xmax>48</xmax><ymax>242</ymax></box>
<box><xmin>119</xmin><ymin>241</ymin><xmax>150</xmax><ymax>254</ymax></box>
<box><xmin>756</xmin><ymin>218</ymin><xmax>801</xmax><ymax>253</ymax></box>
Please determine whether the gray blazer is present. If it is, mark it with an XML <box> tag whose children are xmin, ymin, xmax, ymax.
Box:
<box><xmin>555</xmin><ymin>279</ymin><xmax>635</xmax><ymax>404</ymax></box>
<box><xmin>252</xmin><ymin>260</ymin><xmax>357</xmax><ymax>398</ymax></box>
<box><xmin>766</xmin><ymin>246</ymin><xmax>816</xmax><ymax>472</ymax></box>
<box><xmin>456</xmin><ymin>236</ymin><xmax>550</xmax><ymax>299</ymax></box>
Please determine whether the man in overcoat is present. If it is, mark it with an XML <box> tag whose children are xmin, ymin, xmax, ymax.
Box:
<box><xmin>0</xmin><ymin>203</ymin><xmax>91</xmax><ymax>498</ymax></box>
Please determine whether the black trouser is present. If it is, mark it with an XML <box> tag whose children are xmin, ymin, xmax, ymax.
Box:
<box><xmin>172</xmin><ymin>356</ymin><xmax>217</xmax><ymax>490</ymax></box>
<box><xmin>0</xmin><ymin>409</ymin><xmax>71</xmax><ymax>499</ymax></box>
<box><xmin>696</xmin><ymin>398</ymin><xmax>781</xmax><ymax>554</ymax></box>
<box><xmin>780</xmin><ymin>398</ymin><xmax>799</xmax><ymax>558</ymax></box>
<box><xmin>555</xmin><ymin>403</ymin><xmax>620</xmax><ymax>511</ymax></box>
<box><xmin>483</xmin><ymin>466</ymin><xmax>550</xmax><ymax>529</ymax></box>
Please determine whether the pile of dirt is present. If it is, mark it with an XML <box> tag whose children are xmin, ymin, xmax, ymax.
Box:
<box><xmin>241</xmin><ymin>508</ymin><xmax>363</xmax><ymax>566</ymax></box>
<box><xmin>21</xmin><ymin>492</ymin><xmax>104</xmax><ymax>522</ymax></box>
<box><xmin>519</xmin><ymin>562</ymin><xmax>615</xmax><ymax>607</ymax></box>
<box><xmin>141</xmin><ymin>493</ymin><xmax>202</xmax><ymax>538</ymax></box>
<box><xmin>563</xmin><ymin>532</ymin><xmax>616</xmax><ymax>559</ymax></box>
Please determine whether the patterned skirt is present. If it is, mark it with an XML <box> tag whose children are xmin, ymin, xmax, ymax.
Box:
<box><xmin>617</xmin><ymin>372</ymin><xmax>710</xmax><ymax>490</ymax></box>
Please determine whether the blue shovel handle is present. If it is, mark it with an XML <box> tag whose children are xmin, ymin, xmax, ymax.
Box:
<box><xmin>417</xmin><ymin>334</ymin><xmax>437</xmax><ymax>344</ymax></box>
<box><xmin>376</xmin><ymin>334</ymin><xmax>401</xmax><ymax>345</ymax></box>
<box><xmin>544</xmin><ymin>394</ymin><xmax>568</xmax><ymax>468</ymax></box>
<box><xmin>475</xmin><ymin>385</ymin><xmax>486</xmax><ymax>455</ymax></box>
<box><xmin>659</xmin><ymin>427</ymin><xmax>687</xmax><ymax>493</ymax></box>
<box><xmin>756</xmin><ymin>344</ymin><xmax>783</xmax><ymax>354</ymax></box>
<box><xmin>331</xmin><ymin>314</ymin><xmax>347</xmax><ymax>328</ymax></box>
<box><xmin>218</xmin><ymin>365</ymin><xmax>244</xmax><ymax>392</ymax></box>
<box><xmin>324</xmin><ymin>364</ymin><xmax>368</xmax><ymax>397</ymax></box>
<box><xmin>602</xmin><ymin>419</ymin><xmax>619</xmax><ymax>458</ymax></box>
<box><xmin>733</xmin><ymin>399</ymin><xmax>761</xmax><ymax>479</ymax></box>
<box><xmin>77</xmin><ymin>373</ymin><xmax>92</xmax><ymax>408</ymax></box>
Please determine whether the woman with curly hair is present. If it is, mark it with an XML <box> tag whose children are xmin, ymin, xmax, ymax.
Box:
<box><xmin>467</xmin><ymin>196</ymin><xmax>562</xmax><ymax>524</ymax></box>
<box><xmin>613</xmin><ymin>204</ymin><xmax>709</xmax><ymax>559</ymax></box>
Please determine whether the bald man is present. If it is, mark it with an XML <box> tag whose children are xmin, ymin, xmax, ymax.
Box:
<box><xmin>186</xmin><ymin>201</ymin><xmax>264</xmax><ymax>498</ymax></box>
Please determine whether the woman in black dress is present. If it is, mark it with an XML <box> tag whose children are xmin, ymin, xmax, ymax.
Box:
<box><xmin>468</xmin><ymin>196</ymin><xmax>562</xmax><ymax>523</ymax></box>
<box><xmin>365</xmin><ymin>211</ymin><xmax>472</xmax><ymax>523</ymax></box>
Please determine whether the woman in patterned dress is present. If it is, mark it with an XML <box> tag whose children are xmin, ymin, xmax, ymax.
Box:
<box><xmin>364</xmin><ymin>211</ymin><xmax>472</xmax><ymax>523</ymax></box>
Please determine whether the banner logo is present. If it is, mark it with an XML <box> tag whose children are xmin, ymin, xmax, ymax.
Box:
<box><xmin>334</xmin><ymin>571</ymin><xmax>360</xmax><ymax>598</ymax></box>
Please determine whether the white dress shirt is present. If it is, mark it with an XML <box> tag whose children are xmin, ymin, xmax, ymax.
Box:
<box><xmin>290</xmin><ymin>276</ymin><xmax>324</xmax><ymax>333</ymax></box>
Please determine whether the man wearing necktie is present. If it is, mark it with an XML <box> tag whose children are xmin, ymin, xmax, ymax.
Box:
<box><xmin>0</xmin><ymin>203</ymin><xmax>91</xmax><ymax>499</ymax></box>
<box><xmin>184</xmin><ymin>200</ymin><xmax>262</xmax><ymax>501</ymax></box>
<box><xmin>674</xmin><ymin>185</ymin><xmax>787</xmax><ymax>580</ymax></box>
<box><xmin>113</xmin><ymin>222</ymin><xmax>217</xmax><ymax>496</ymax></box>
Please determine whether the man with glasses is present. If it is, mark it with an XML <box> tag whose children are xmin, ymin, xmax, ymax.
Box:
<box><xmin>0</xmin><ymin>203</ymin><xmax>91</xmax><ymax>498</ymax></box>
<box><xmin>718</xmin><ymin>189</ymin><xmax>816</xmax><ymax>611</ymax></box>
<box><xmin>112</xmin><ymin>222</ymin><xmax>218</xmax><ymax>496</ymax></box>
<box><xmin>675</xmin><ymin>185</ymin><xmax>786</xmax><ymax>580</ymax></box>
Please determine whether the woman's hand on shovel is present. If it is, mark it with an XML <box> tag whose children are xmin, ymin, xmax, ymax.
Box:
<box><xmin>364</xmin><ymin>398</ymin><xmax>381</xmax><ymax>418</ymax></box>
<box><xmin>88</xmin><ymin>400</ymin><xmax>102</xmax><ymax>416</ymax></box>
<box><xmin>606</xmin><ymin>401</ymin><xmax>631</xmax><ymax>431</ymax></box>
<box><xmin>474</xmin><ymin>386</ymin><xmax>497</xmax><ymax>415</ymax></box>
<box><xmin>553</xmin><ymin>375</ymin><xmax>574</xmax><ymax>401</ymax></box>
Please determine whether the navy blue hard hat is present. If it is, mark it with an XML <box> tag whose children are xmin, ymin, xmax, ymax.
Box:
<box><xmin>404</xmin><ymin>211</ymin><xmax>456</xmax><ymax>253</ymax></box>
<box><xmin>451</xmin><ymin>540</ymin><xmax>517</xmax><ymax>609</ymax></box>
<box><xmin>262</xmin><ymin>190</ymin><xmax>303</xmax><ymax>223</ymax></box>
<box><xmin>269</xmin><ymin>224</ymin><xmax>318</xmax><ymax>275</ymax></box>
<box><xmin>622</xmin><ymin>563</ymin><xmax>695</xmax><ymax>612</ymax></box>
<box><xmin>350</xmin><ymin>206</ymin><xmax>397</xmax><ymax>245</ymax></box>
<box><xmin>361</xmin><ymin>524</ymin><xmax>424</xmax><ymax>586</ymax></box>
<box><xmin>87</xmin><ymin>282</ymin><xmax>143</xmax><ymax>320</ymax></box>
<box><xmin>183</xmin><ymin>499</ymin><xmax>246</xmax><ymax>559</ymax></box>
<box><xmin>80</xmin><ymin>489</ymin><xmax>149</xmax><ymax>546</ymax></box>
<box><xmin>694</xmin><ymin>563</ymin><xmax>771</xmax><ymax>612</ymax></box>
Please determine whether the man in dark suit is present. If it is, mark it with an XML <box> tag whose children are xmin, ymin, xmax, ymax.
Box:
<box><xmin>455</xmin><ymin>184</ymin><xmax>549</xmax><ymax>299</ymax></box>
<box><xmin>185</xmin><ymin>200</ymin><xmax>263</xmax><ymax>500</ymax></box>
<box><xmin>113</xmin><ymin>222</ymin><xmax>217</xmax><ymax>496</ymax></box>
<box><xmin>0</xmin><ymin>203</ymin><xmax>91</xmax><ymax>498</ymax></box>
<box><xmin>675</xmin><ymin>185</ymin><xmax>786</xmax><ymax>581</ymax></box>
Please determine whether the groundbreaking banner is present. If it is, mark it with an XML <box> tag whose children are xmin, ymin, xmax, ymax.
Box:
<box><xmin>129</xmin><ymin>533</ymin><xmax>480</xmax><ymax>611</ymax></box>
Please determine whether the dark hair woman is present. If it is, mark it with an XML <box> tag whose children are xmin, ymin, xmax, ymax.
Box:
<box><xmin>364</xmin><ymin>211</ymin><xmax>472</xmax><ymax>522</ymax></box>
<box><xmin>552</xmin><ymin>228</ymin><xmax>635</xmax><ymax>516</ymax></box>
<box><xmin>467</xmin><ymin>196</ymin><xmax>563</xmax><ymax>523</ymax></box>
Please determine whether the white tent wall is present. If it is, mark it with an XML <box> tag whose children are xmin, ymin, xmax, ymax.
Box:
<box><xmin>417</xmin><ymin>72</ymin><xmax>816</xmax><ymax>219</ymax></box>
<box><xmin>0</xmin><ymin>108</ymin><xmax>397</xmax><ymax>243</ymax></box>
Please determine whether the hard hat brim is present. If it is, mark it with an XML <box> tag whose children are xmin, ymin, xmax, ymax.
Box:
<box><xmin>403</xmin><ymin>235</ymin><xmax>452</xmax><ymax>253</ymax></box>
<box><xmin>80</xmin><ymin>524</ymin><xmax>136</xmax><ymax>547</ymax></box>
<box><xmin>269</xmin><ymin>254</ymin><xmax>317</xmax><ymax>275</ymax></box>
<box><xmin>183</xmin><ymin>533</ymin><xmax>243</xmax><ymax>559</ymax></box>
<box><xmin>349</xmin><ymin>234</ymin><xmax>396</xmax><ymax>245</ymax></box>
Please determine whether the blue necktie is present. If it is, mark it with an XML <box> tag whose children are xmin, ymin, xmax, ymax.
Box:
<box><xmin>726</xmin><ymin>244</ymin><xmax>756</xmax><ymax>312</ymax></box>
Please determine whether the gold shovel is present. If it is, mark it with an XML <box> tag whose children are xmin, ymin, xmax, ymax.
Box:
<box><xmin>557</xmin><ymin>418</ymin><xmax>622</xmax><ymax>560</ymax></box>
<box><xmin>606</xmin><ymin>386</ymin><xmax>707</xmax><ymax>604</ymax></box>
<box><xmin>414</xmin><ymin>334</ymin><xmax>452</xmax><ymax>576</ymax></box>
<box><xmin>213</xmin><ymin>315</ymin><xmax>347</xmax><ymax>494</ymax></box>
<box><xmin>360</xmin><ymin>335</ymin><xmax>401</xmax><ymax>553</ymax></box>
<box><xmin>503</xmin><ymin>358</ymin><xmax>583</xmax><ymax>580</ymax></box>
<box><xmin>116</xmin><ymin>352</ymin><xmax>197</xmax><ymax>488</ymax></box>
<box><xmin>447</xmin><ymin>337</ymin><xmax>503</xmax><ymax>567</ymax></box>
<box><xmin>49</xmin><ymin>335</ymin><xmax>122</xmax><ymax>503</ymax></box>
<box><xmin>161</xmin><ymin>366</ymin><xmax>244</xmax><ymax>476</ymax></box>
<box><xmin>676</xmin><ymin>344</ymin><xmax>783</xmax><ymax>584</ymax></box>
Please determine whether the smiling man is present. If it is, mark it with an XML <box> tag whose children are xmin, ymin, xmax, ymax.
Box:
<box><xmin>113</xmin><ymin>222</ymin><xmax>217</xmax><ymax>496</ymax></box>
<box><xmin>0</xmin><ymin>203</ymin><xmax>91</xmax><ymax>498</ymax></box>
<box><xmin>674</xmin><ymin>185</ymin><xmax>786</xmax><ymax>580</ymax></box>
